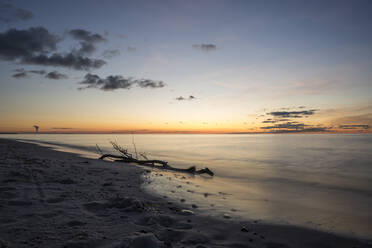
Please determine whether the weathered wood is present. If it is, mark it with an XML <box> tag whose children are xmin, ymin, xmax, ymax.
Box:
<box><xmin>97</xmin><ymin>142</ymin><xmax>214</xmax><ymax>176</ymax></box>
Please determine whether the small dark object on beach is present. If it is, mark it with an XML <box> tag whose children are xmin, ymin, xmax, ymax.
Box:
<box><xmin>241</xmin><ymin>226</ymin><xmax>249</xmax><ymax>232</ymax></box>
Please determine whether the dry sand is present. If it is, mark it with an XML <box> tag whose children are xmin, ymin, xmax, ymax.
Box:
<box><xmin>0</xmin><ymin>138</ymin><xmax>371</xmax><ymax>248</ymax></box>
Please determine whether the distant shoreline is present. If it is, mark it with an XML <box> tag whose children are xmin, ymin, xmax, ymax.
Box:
<box><xmin>1</xmin><ymin>131</ymin><xmax>371</xmax><ymax>135</ymax></box>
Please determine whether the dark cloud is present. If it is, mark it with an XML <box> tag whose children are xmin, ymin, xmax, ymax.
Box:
<box><xmin>262</xmin><ymin>118</ymin><xmax>290</xmax><ymax>123</ymax></box>
<box><xmin>137</xmin><ymin>79</ymin><xmax>165</xmax><ymax>88</ymax></box>
<box><xmin>29</xmin><ymin>70</ymin><xmax>46</xmax><ymax>75</ymax></box>
<box><xmin>78</xmin><ymin>74</ymin><xmax>130</xmax><ymax>91</ymax></box>
<box><xmin>261</xmin><ymin>122</ymin><xmax>329</xmax><ymax>133</ymax></box>
<box><xmin>0</xmin><ymin>2</ymin><xmax>33</xmax><ymax>23</ymax></box>
<box><xmin>51</xmin><ymin>127</ymin><xmax>73</xmax><ymax>130</ymax></box>
<box><xmin>12</xmin><ymin>69</ymin><xmax>65</xmax><ymax>79</ymax></box>
<box><xmin>175</xmin><ymin>95</ymin><xmax>196</xmax><ymax>101</ymax></box>
<box><xmin>0</xmin><ymin>27</ymin><xmax>106</xmax><ymax>70</ymax></box>
<box><xmin>261</xmin><ymin>122</ymin><xmax>306</xmax><ymax>130</ymax></box>
<box><xmin>78</xmin><ymin>73</ymin><xmax>165</xmax><ymax>91</ymax></box>
<box><xmin>69</xmin><ymin>29</ymin><xmax>105</xmax><ymax>43</ymax></box>
<box><xmin>267</xmin><ymin>110</ymin><xmax>317</xmax><ymax>118</ymax></box>
<box><xmin>192</xmin><ymin>44</ymin><xmax>217</xmax><ymax>52</ymax></box>
<box><xmin>23</xmin><ymin>53</ymin><xmax>106</xmax><ymax>70</ymax></box>
<box><xmin>45</xmin><ymin>71</ymin><xmax>68</xmax><ymax>80</ymax></box>
<box><xmin>127</xmin><ymin>46</ymin><xmax>136</xmax><ymax>52</ymax></box>
<box><xmin>339</xmin><ymin>124</ymin><xmax>369</xmax><ymax>130</ymax></box>
<box><xmin>68</xmin><ymin>29</ymin><xmax>106</xmax><ymax>55</ymax></box>
<box><xmin>103</xmin><ymin>49</ymin><xmax>120</xmax><ymax>59</ymax></box>
<box><xmin>0</xmin><ymin>27</ymin><xmax>59</xmax><ymax>60</ymax></box>
<box><xmin>12</xmin><ymin>71</ymin><xmax>27</xmax><ymax>78</ymax></box>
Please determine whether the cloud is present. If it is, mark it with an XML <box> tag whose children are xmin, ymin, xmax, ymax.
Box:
<box><xmin>262</xmin><ymin>118</ymin><xmax>290</xmax><ymax>123</ymax></box>
<box><xmin>51</xmin><ymin>127</ymin><xmax>73</xmax><ymax>130</ymax></box>
<box><xmin>259</xmin><ymin>107</ymin><xmax>328</xmax><ymax>132</ymax></box>
<box><xmin>267</xmin><ymin>110</ymin><xmax>317</xmax><ymax>118</ymax></box>
<box><xmin>12</xmin><ymin>68</ymin><xmax>65</xmax><ymax>79</ymax></box>
<box><xmin>192</xmin><ymin>44</ymin><xmax>217</xmax><ymax>52</ymax></box>
<box><xmin>12</xmin><ymin>71</ymin><xmax>27</xmax><ymax>78</ymax></box>
<box><xmin>103</xmin><ymin>49</ymin><xmax>120</xmax><ymax>59</ymax></box>
<box><xmin>0</xmin><ymin>27</ymin><xmax>106</xmax><ymax>70</ymax></box>
<box><xmin>127</xmin><ymin>46</ymin><xmax>136</xmax><ymax>52</ymax></box>
<box><xmin>68</xmin><ymin>29</ymin><xmax>106</xmax><ymax>55</ymax></box>
<box><xmin>78</xmin><ymin>73</ymin><xmax>165</xmax><ymax>91</ymax></box>
<box><xmin>137</xmin><ymin>80</ymin><xmax>165</xmax><ymax>88</ymax></box>
<box><xmin>0</xmin><ymin>27</ymin><xmax>59</xmax><ymax>60</ymax></box>
<box><xmin>175</xmin><ymin>95</ymin><xmax>196</xmax><ymax>101</ymax></box>
<box><xmin>261</xmin><ymin>122</ymin><xmax>306</xmax><ymax>130</ymax></box>
<box><xmin>0</xmin><ymin>2</ymin><xmax>33</xmax><ymax>23</ymax></box>
<box><xmin>22</xmin><ymin>53</ymin><xmax>106</xmax><ymax>70</ymax></box>
<box><xmin>29</xmin><ymin>70</ymin><xmax>46</xmax><ymax>75</ymax></box>
<box><xmin>339</xmin><ymin>124</ymin><xmax>369</xmax><ymax>130</ymax></box>
<box><xmin>260</xmin><ymin>122</ymin><xmax>329</xmax><ymax>133</ymax></box>
<box><xmin>45</xmin><ymin>71</ymin><xmax>68</xmax><ymax>80</ymax></box>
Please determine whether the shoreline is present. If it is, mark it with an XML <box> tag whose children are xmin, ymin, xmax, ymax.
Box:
<box><xmin>0</xmin><ymin>138</ymin><xmax>371</xmax><ymax>248</ymax></box>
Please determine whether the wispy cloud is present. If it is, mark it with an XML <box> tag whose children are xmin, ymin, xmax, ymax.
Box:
<box><xmin>12</xmin><ymin>68</ymin><xmax>67</xmax><ymax>80</ymax></box>
<box><xmin>267</xmin><ymin>110</ymin><xmax>317</xmax><ymax>118</ymax></box>
<box><xmin>0</xmin><ymin>2</ymin><xmax>33</xmax><ymax>23</ymax></box>
<box><xmin>102</xmin><ymin>49</ymin><xmax>120</xmax><ymax>59</ymax></box>
<box><xmin>127</xmin><ymin>46</ymin><xmax>136</xmax><ymax>52</ymax></box>
<box><xmin>12</xmin><ymin>71</ymin><xmax>27</xmax><ymax>78</ymax></box>
<box><xmin>45</xmin><ymin>71</ymin><xmax>68</xmax><ymax>80</ymax></box>
<box><xmin>261</xmin><ymin>121</ymin><xmax>329</xmax><ymax>133</ymax></box>
<box><xmin>339</xmin><ymin>124</ymin><xmax>369</xmax><ymax>130</ymax></box>
<box><xmin>78</xmin><ymin>73</ymin><xmax>165</xmax><ymax>91</ymax></box>
<box><xmin>175</xmin><ymin>95</ymin><xmax>196</xmax><ymax>101</ymax></box>
<box><xmin>192</xmin><ymin>44</ymin><xmax>217</xmax><ymax>52</ymax></box>
<box><xmin>68</xmin><ymin>29</ymin><xmax>106</xmax><ymax>55</ymax></box>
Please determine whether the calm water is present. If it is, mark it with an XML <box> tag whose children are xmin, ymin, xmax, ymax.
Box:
<box><xmin>1</xmin><ymin>133</ymin><xmax>372</xmax><ymax>238</ymax></box>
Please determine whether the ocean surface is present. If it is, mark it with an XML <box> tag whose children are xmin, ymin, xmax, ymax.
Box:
<box><xmin>1</xmin><ymin>133</ymin><xmax>372</xmax><ymax>238</ymax></box>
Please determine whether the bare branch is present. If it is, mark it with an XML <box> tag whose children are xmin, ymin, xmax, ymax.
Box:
<box><xmin>95</xmin><ymin>144</ymin><xmax>103</xmax><ymax>155</ymax></box>
<box><xmin>132</xmin><ymin>134</ymin><xmax>138</xmax><ymax>159</ymax></box>
<box><xmin>99</xmin><ymin>142</ymin><xmax>214</xmax><ymax>176</ymax></box>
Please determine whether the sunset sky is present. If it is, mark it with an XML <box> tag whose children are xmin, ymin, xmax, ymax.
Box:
<box><xmin>1</xmin><ymin>0</ymin><xmax>371</xmax><ymax>133</ymax></box>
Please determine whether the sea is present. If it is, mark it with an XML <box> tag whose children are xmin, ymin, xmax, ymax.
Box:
<box><xmin>1</xmin><ymin>133</ymin><xmax>371</xmax><ymax>239</ymax></box>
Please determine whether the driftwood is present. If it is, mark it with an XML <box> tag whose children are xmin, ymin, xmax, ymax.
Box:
<box><xmin>97</xmin><ymin>141</ymin><xmax>214</xmax><ymax>176</ymax></box>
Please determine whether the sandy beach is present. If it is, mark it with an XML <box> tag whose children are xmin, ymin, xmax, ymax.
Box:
<box><xmin>0</xmin><ymin>138</ymin><xmax>370</xmax><ymax>248</ymax></box>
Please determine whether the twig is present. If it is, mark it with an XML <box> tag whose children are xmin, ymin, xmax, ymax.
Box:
<box><xmin>132</xmin><ymin>134</ymin><xmax>138</xmax><ymax>160</ymax></box>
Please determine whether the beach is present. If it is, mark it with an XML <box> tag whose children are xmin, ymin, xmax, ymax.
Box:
<box><xmin>0</xmin><ymin>138</ymin><xmax>371</xmax><ymax>248</ymax></box>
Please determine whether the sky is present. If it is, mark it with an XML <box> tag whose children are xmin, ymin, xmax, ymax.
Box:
<box><xmin>0</xmin><ymin>0</ymin><xmax>371</xmax><ymax>134</ymax></box>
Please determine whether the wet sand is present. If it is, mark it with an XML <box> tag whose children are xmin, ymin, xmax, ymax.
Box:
<box><xmin>0</xmin><ymin>138</ymin><xmax>371</xmax><ymax>248</ymax></box>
